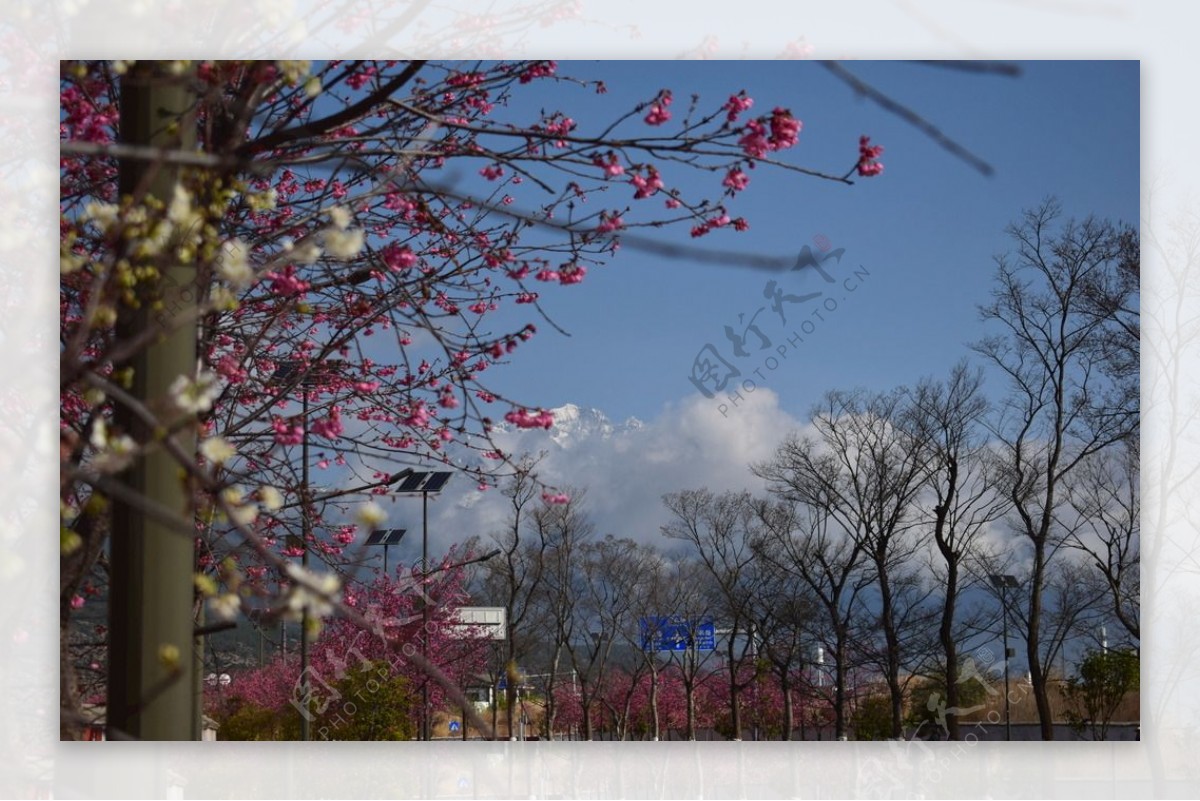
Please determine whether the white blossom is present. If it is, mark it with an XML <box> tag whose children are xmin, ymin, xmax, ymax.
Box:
<box><xmin>258</xmin><ymin>485</ymin><xmax>284</xmax><ymax>512</ymax></box>
<box><xmin>282</xmin><ymin>237</ymin><xmax>322</xmax><ymax>265</ymax></box>
<box><xmin>323</xmin><ymin>228</ymin><xmax>364</xmax><ymax>260</ymax></box>
<box><xmin>209</xmin><ymin>593</ymin><xmax>241</xmax><ymax>621</ymax></box>
<box><xmin>328</xmin><ymin>205</ymin><xmax>352</xmax><ymax>230</ymax></box>
<box><xmin>276</xmin><ymin>60</ymin><xmax>312</xmax><ymax>85</ymax></box>
<box><xmin>220</xmin><ymin>485</ymin><xmax>258</xmax><ymax>527</ymax></box>
<box><xmin>216</xmin><ymin>238</ymin><xmax>255</xmax><ymax>288</ymax></box>
<box><xmin>284</xmin><ymin>564</ymin><xmax>341</xmax><ymax>621</ymax></box>
<box><xmin>169</xmin><ymin>370</ymin><xmax>223</xmax><ymax>414</ymax></box>
<box><xmin>88</xmin><ymin>417</ymin><xmax>137</xmax><ymax>473</ymax></box>
<box><xmin>199</xmin><ymin>436</ymin><xmax>236</xmax><ymax>465</ymax></box>
<box><xmin>83</xmin><ymin>201</ymin><xmax>119</xmax><ymax>231</ymax></box>
<box><xmin>357</xmin><ymin>501</ymin><xmax>387</xmax><ymax>528</ymax></box>
<box><xmin>167</xmin><ymin>184</ymin><xmax>193</xmax><ymax>224</ymax></box>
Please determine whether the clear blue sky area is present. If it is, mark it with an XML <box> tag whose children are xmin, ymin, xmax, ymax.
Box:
<box><xmin>477</xmin><ymin>60</ymin><xmax>1139</xmax><ymax>423</ymax></box>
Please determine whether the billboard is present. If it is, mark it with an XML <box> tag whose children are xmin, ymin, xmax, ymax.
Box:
<box><xmin>447</xmin><ymin>606</ymin><xmax>507</xmax><ymax>640</ymax></box>
<box><xmin>639</xmin><ymin>615</ymin><xmax>716</xmax><ymax>652</ymax></box>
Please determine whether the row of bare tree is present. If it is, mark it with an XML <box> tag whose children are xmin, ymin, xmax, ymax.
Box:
<box><xmin>469</xmin><ymin>201</ymin><xmax>1139</xmax><ymax>741</ymax></box>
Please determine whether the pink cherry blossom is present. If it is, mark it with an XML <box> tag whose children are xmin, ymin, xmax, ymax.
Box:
<box><xmin>856</xmin><ymin>135</ymin><xmax>885</xmax><ymax>177</ymax></box>
<box><xmin>723</xmin><ymin>92</ymin><xmax>754</xmax><ymax>122</ymax></box>
<box><xmin>722</xmin><ymin>168</ymin><xmax>750</xmax><ymax>193</ymax></box>
<box><xmin>271</xmin><ymin>417</ymin><xmax>304</xmax><ymax>446</ymax></box>
<box><xmin>596</xmin><ymin>212</ymin><xmax>624</xmax><ymax>234</ymax></box>
<box><xmin>558</xmin><ymin>264</ymin><xmax>586</xmax><ymax>285</ymax></box>
<box><xmin>505</xmin><ymin>408</ymin><xmax>555</xmax><ymax>429</ymax></box>
<box><xmin>311</xmin><ymin>407</ymin><xmax>344</xmax><ymax>439</ymax></box>
<box><xmin>644</xmin><ymin>90</ymin><xmax>673</xmax><ymax>126</ymax></box>
<box><xmin>630</xmin><ymin>167</ymin><xmax>664</xmax><ymax>199</ymax></box>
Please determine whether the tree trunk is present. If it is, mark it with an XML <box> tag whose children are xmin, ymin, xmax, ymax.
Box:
<box><xmin>833</xmin><ymin>648</ymin><xmax>847</xmax><ymax>740</ymax></box>
<box><xmin>650</xmin><ymin>664</ymin><xmax>660</xmax><ymax>741</ymax></box>
<box><xmin>685</xmin><ymin>678</ymin><xmax>697</xmax><ymax>741</ymax></box>
<box><xmin>876</xmin><ymin>553</ymin><xmax>904</xmax><ymax>738</ymax></box>
<box><xmin>940</xmin><ymin>557</ymin><xmax>961</xmax><ymax>740</ymax></box>
<box><xmin>1028</xmin><ymin>540</ymin><xmax>1055</xmax><ymax>740</ymax></box>
<box><xmin>781</xmin><ymin>675</ymin><xmax>794</xmax><ymax>741</ymax></box>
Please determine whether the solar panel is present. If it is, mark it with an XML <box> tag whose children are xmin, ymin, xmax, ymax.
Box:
<box><xmin>271</xmin><ymin>361</ymin><xmax>302</xmax><ymax>383</ymax></box>
<box><xmin>421</xmin><ymin>472</ymin><xmax>453</xmax><ymax>493</ymax></box>
<box><xmin>395</xmin><ymin>472</ymin><xmax>428</xmax><ymax>492</ymax></box>
<box><xmin>365</xmin><ymin>528</ymin><xmax>406</xmax><ymax>546</ymax></box>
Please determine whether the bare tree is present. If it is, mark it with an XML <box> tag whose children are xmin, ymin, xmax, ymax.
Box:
<box><xmin>750</xmin><ymin>500</ymin><xmax>864</xmax><ymax>739</ymax></box>
<box><xmin>973</xmin><ymin>199</ymin><xmax>1138</xmax><ymax>738</ymax></box>
<box><xmin>745</xmin><ymin>502</ymin><xmax>816</xmax><ymax>740</ymax></box>
<box><xmin>566</xmin><ymin>535</ymin><xmax>640</xmax><ymax>740</ymax></box>
<box><xmin>1060</xmin><ymin>440</ymin><xmax>1140</xmax><ymax>644</ymax></box>
<box><xmin>753</xmin><ymin>388</ymin><xmax>929</xmax><ymax>737</ymax></box>
<box><xmin>610</xmin><ymin>542</ymin><xmax>674</xmax><ymax>741</ymax></box>
<box><xmin>528</xmin><ymin>487</ymin><xmax>592</xmax><ymax>739</ymax></box>
<box><xmin>482</xmin><ymin>460</ymin><xmax>548</xmax><ymax>739</ymax></box>
<box><xmin>662</xmin><ymin>489</ymin><xmax>762</xmax><ymax>741</ymax></box>
<box><xmin>902</xmin><ymin>361</ymin><xmax>1011</xmax><ymax>738</ymax></box>
<box><xmin>662</xmin><ymin>557</ymin><xmax>719</xmax><ymax>741</ymax></box>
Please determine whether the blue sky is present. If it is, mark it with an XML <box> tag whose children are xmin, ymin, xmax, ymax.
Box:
<box><xmin>476</xmin><ymin>60</ymin><xmax>1140</xmax><ymax>423</ymax></box>
<box><xmin>339</xmin><ymin>59</ymin><xmax>1142</xmax><ymax>569</ymax></box>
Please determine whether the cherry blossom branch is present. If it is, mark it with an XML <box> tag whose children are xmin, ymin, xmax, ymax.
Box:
<box><xmin>818</xmin><ymin>60</ymin><xmax>998</xmax><ymax>177</ymax></box>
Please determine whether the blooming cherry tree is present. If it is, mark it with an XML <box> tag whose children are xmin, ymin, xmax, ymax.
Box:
<box><xmin>58</xmin><ymin>59</ymin><xmax>882</xmax><ymax>738</ymax></box>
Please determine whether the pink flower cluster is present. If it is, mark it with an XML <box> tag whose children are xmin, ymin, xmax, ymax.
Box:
<box><xmin>738</xmin><ymin>107</ymin><xmax>802</xmax><ymax>159</ymax></box>
<box><xmin>346</xmin><ymin>65</ymin><xmax>377</xmax><ymax>90</ymax></box>
<box><xmin>402</xmin><ymin>401</ymin><xmax>432</xmax><ymax>429</ymax></box>
<box><xmin>265</xmin><ymin>266</ymin><xmax>311</xmax><ymax>297</ymax></box>
<box><xmin>722</xmin><ymin>168</ymin><xmax>749</xmax><ymax>193</ymax></box>
<box><xmin>311</xmin><ymin>407</ymin><xmax>344</xmax><ymax>439</ymax></box>
<box><xmin>558</xmin><ymin>263</ymin><xmax>586</xmax><ymax>285</ymax></box>
<box><xmin>723</xmin><ymin>92</ymin><xmax>754</xmax><ymax>123</ymax></box>
<box><xmin>596</xmin><ymin>212</ymin><xmax>624</xmax><ymax>234</ymax></box>
<box><xmin>382</xmin><ymin>243</ymin><xmax>418</xmax><ymax>272</ymax></box>
<box><xmin>644</xmin><ymin>90</ymin><xmax>672</xmax><ymax>126</ymax></box>
<box><xmin>518</xmin><ymin>61</ymin><xmax>558</xmax><ymax>83</ymax></box>
<box><xmin>542</xmin><ymin>492</ymin><xmax>571</xmax><ymax>505</ymax></box>
<box><xmin>479</xmin><ymin>164</ymin><xmax>504</xmax><ymax>181</ymax></box>
<box><xmin>534</xmin><ymin>263</ymin><xmax>587</xmax><ymax>285</ymax></box>
<box><xmin>631</xmin><ymin>166</ymin><xmax>664</xmax><ymax>199</ymax></box>
<box><xmin>856</xmin><ymin>136</ymin><xmax>885</xmax><ymax>177</ymax></box>
<box><xmin>272</xmin><ymin>417</ymin><xmax>304</xmax><ymax>446</ymax></box>
<box><xmin>690</xmin><ymin>212</ymin><xmax>748</xmax><ymax>238</ymax></box>
<box><xmin>505</xmin><ymin>408</ymin><xmax>556</xmax><ymax>429</ymax></box>
<box><xmin>60</xmin><ymin>85</ymin><xmax>117</xmax><ymax>144</ymax></box>
<box><xmin>593</xmin><ymin>152</ymin><xmax>624</xmax><ymax>177</ymax></box>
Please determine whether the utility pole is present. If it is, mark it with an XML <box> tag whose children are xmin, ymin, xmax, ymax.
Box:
<box><xmin>107</xmin><ymin>62</ymin><xmax>200</xmax><ymax>740</ymax></box>
<box><xmin>990</xmin><ymin>574</ymin><xmax>1019</xmax><ymax>742</ymax></box>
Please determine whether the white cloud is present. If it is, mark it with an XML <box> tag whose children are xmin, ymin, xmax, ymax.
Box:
<box><xmin>426</xmin><ymin>389</ymin><xmax>806</xmax><ymax>551</ymax></box>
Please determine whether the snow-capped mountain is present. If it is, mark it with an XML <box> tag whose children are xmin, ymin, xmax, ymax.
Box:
<box><xmin>546</xmin><ymin>403</ymin><xmax>643</xmax><ymax>448</ymax></box>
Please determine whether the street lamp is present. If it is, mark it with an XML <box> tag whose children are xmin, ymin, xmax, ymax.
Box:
<box><xmin>989</xmin><ymin>573</ymin><xmax>1020</xmax><ymax>742</ymax></box>
<box><xmin>270</xmin><ymin>360</ymin><xmax>328</xmax><ymax>742</ymax></box>
<box><xmin>365</xmin><ymin>528</ymin><xmax>407</xmax><ymax>575</ymax></box>
<box><xmin>393</xmin><ymin>470</ymin><xmax>453</xmax><ymax>741</ymax></box>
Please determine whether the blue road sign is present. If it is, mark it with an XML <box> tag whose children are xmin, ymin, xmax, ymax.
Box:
<box><xmin>640</xmin><ymin>616</ymin><xmax>716</xmax><ymax>652</ymax></box>
<box><xmin>449</xmin><ymin>720</ymin><xmax>461</xmax><ymax>732</ymax></box>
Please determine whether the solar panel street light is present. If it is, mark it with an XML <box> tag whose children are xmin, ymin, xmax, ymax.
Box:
<box><xmin>392</xmin><ymin>471</ymin><xmax>453</xmax><ymax>741</ymax></box>
<box><xmin>989</xmin><ymin>573</ymin><xmax>1021</xmax><ymax>741</ymax></box>
<box><xmin>365</xmin><ymin>528</ymin><xmax>407</xmax><ymax>574</ymax></box>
